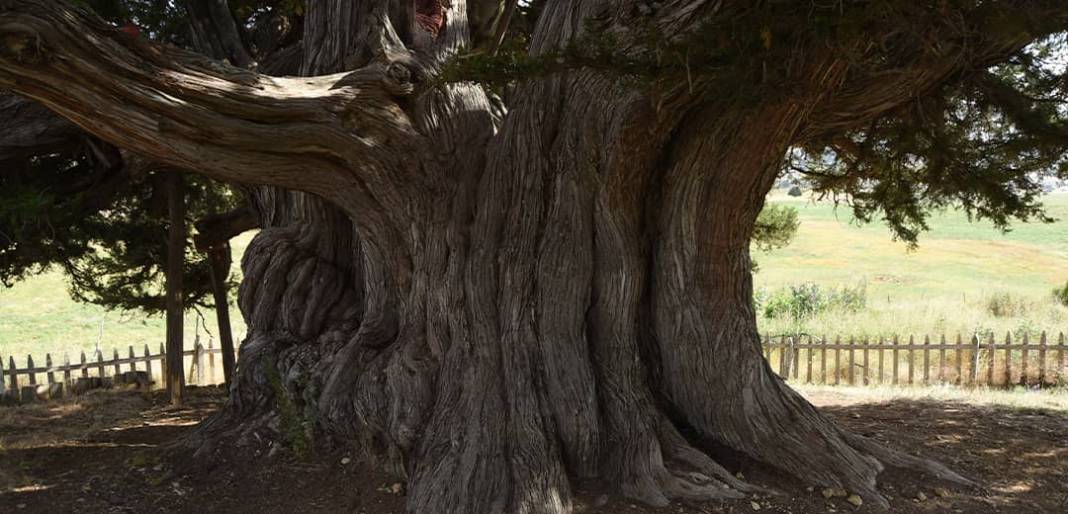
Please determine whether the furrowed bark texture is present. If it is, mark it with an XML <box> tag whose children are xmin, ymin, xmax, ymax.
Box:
<box><xmin>4</xmin><ymin>0</ymin><xmax>1063</xmax><ymax>512</ymax></box>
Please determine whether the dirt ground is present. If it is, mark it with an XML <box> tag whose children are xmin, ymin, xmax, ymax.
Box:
<box><xmin>1</xmin><ymin>386</ymin><xmax>1065</xmax><ymax>513</ymax></box>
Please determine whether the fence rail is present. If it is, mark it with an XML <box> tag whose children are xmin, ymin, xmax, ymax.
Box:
<box><xmin>1</xmin><ymin>340</ymin><xmax>230</xmax><ymax>402</ymax></box>
<box><xmin>762</xmin><ymin>331</ymin><xmax>1067</xmax><ymax>388</ymax></box>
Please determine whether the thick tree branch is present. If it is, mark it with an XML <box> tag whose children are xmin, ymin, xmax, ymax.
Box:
<box><xmin>193</xmin><ymin>205</ymin><xmax>259</xmax><ymax>252</ymax></box>
<box><xmin>0</xmin><ymin>1</ymin><xmax>426</xmax><ymax>213</ymax></box>
<box><xmin>802</xmin><ymin>1</ymin><xmax>1068</xmax><ymax>140</ymax></box>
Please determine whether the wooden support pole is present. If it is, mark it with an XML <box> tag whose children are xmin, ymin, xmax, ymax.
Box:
<box><xmin>113</xmin><ymin>349</ymin><xmax>121</xmax><ymax>377</ymax></box>
<box><xmin>165</xmin><ymin>171</ymin><xmax>186</xmax><ymax>406</ymax></box>
<box><xmin>95</xmin><ymin>350</ymin><xmax>104</xmax><ymax>378</ymax></box>
<box><xmin>955</xmin><ymin>333</ymin><xmax>963</xmax><ymax>385</ymax></box>
<box><xmin>129</xmin><ymin>346</ymin><xmax>137</xmax><ymax>372</ymax></box>
<box><xmin>878</xmin><ymin>335</ymin><xmax>885</xmax><ymax>384</ymax></box>
<box><xmin>834</xmin><ymin>335</ymin><xmax>841</xmax><ymax>386</ymax></box>
<box><xmin>63</xmin><ymin>353</ymin><xmax>71</xmax><ymax>388</ymax></box>
<box><xmin>80</xmin><ymin>351</ymin><xmax>88</xmax><ymax>379</ymax></box>
<box><xmin>862</xmin><ymin>335</ymin><xmax>870</xmax><ymax>386</ymax></box>
<box><xmin>27</xmin><ymin>355</ymin><xmax>36</xmax><ymax>385</ymax></box>
<box><xmin>208</xmin><ymin>244</ymin><xmax>237</xmax><ymax>389</ymax></box>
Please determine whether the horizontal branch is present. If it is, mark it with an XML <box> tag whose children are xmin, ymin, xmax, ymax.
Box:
<box><xmin>0</xmin><ymin>0</ymin><xmax>427</xmax><ymax>212</ymax></box>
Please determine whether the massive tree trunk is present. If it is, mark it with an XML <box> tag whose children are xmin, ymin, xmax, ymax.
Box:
<box><xmin>3</xmin><ymin>0</ymin><xmax>1065</xmax><ymax>512</ymax></box>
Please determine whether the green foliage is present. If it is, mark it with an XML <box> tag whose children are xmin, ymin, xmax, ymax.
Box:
<box><xmin>1051</xmin><ymin>282</ymin><xmax>1068</xmax><ymax>308</ymax></box>
<box><xmin>787</xmin><ymin>186</ymin><xmax>802</xmax><ymax>197</ymax></box>
<box><xmin>758</xmin><ymin>282</ymin><xmax>867</xmax><ymax>321</ymax></box>
<box><xmin>752</xmin><ymin>204</ymin><xmax>799</xmax><ymax>252</ymax></box>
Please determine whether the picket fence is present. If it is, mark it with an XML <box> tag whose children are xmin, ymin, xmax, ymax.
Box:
<box><xmin>2</xmin><ymin>331</ymin><xmax>1066</xmax><ymax>403</ymax></box>
<box><xmin>763</xmin><ymin>331</ymin><xmax>1067</xmax><ymax>387</ymax></box>
<box><xmin>1</xmin><ymin>340</ymin><xmax>230</xmax><ymax>402</ymax></box>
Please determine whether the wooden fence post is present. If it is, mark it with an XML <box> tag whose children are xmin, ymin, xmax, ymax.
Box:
<box><xmin>938</xmin><ymin>334</ymin><xmax>946</xmax><ymax>384</ymax></box>
<box><xmin>0</xmin><ymin>355</ymin><xmax>5</xmax><ymax>397</ymax></box>
<box><xmin>834</xmin><ymin>335</ymin><xmax>841</xmax><ymax>386</ymax></box>
<box><xmin>877</xmin><ymin>335</ymin><xmax>885</xmax><ymax>385</ymax></box>
<box><xmin>159</xmin><ymin>342</ymin><xmax>166</xmax><ymax>385</ymax></box>
<box><xmin>986</xmin><ymin>333</ymin><xmax>995</xmax><ymax>386</ymax></box>
<box><xmin>848</xmin><ymin>336</ymin><xmax>856</xmax><ymax>386</ymax></box>
<box><xmin>196</xmin><ymin>342</ymin><xmax>205</xmax><ymax>385</ymax></box>
<box><xmin>862</xmin><ymin>336</ymin><xmax>870</xmax><ymax>386</ymax></box>
<box><xmin>95</xmin><ymin>349</ymin><xmax>105</xmax><ymax>379</ymax></box>
<box><xmin>63</xmin><ymin>353</ymin><xmax>71</xmax><ymax>388</ymax></box>
<box><xmin>46</xmin><ymin>354</ymin><xmax>55</xmax><ymax>386</ymax></box>
<box><xmin>80</xmin><ymin>351</ymin><xmax>88</xmax><ymax>379</ymax></box>
<box><xmin>1004</xmin><ymin>332</ymin><xmax>1012</xmax><ymax>387</ymax></box>
<box><xmin>144</xmin><ymin>345</ymin><xmax>153</xmax><ymax>385</ymax></box>
<box><xmin>1038</xmin><ymin>331</ymin><xmax>1047</xmax><ymax>387</ymax></box>
<box><xmin>27</xmin><ymin>355</ymin><xmax>36</xmax><ymax>385</ymax></box>
<box><xmin>208</xmin><ymin>339</ymin><xmax>216</xmax><ymax>384</ymax></box>
<box><xmin>779</xmin><ymin>335</ymin><xmax>788</xmax><ymax>378</ymax></box>
<box><xmin>969</xmin><ymin>335</ymin><xmax>979</xmax><ymax>386</ymax></box>
<box><xmin>820</xmin><ymin>335</ymin><xmax>827</xmax><ymax>385</ymax></box>
<box><xmin>129</xmin><ymin>346</ymin><xmax>137</xmax><ymax>373</ymax></box>
<box><xmin>908</xmin><ymin>335</ymin><xmax>915</xmax><ymax>385</ymax></box>
<box><xmin>792</xmin><ymin>336</ymin><xmax>800</xmax><ymax>380</ymax></box>
<box><xmin>7</xmin><ymin>356</ymin><xmax>17</xmax><ymax>392</ymax></box>
<box><xmin>961</xmin><ymin>333</ymin><xmax>969</xmax><ymax>384</ymax></box>
<box><xmin>1059</xmin><ymin>333</ymin><xmax>1066</xmax><ymax>384</ymax></box>
<box><xmin>113</xmin><ymin>349</ymin><xmax>121</xmax><ymax>377</ymax></box>
<box><xmin>892</xmin><ymin>335</ymin><xmax>899</xmax><ymax>385</ymax></box>
<box><xmin>1021</xmin><ymin>332</ymin><xmax>1030</xmax><ymax>386</ymax></box>
<box><xmin>805</xmin><ymin>335</ymin><xmax>814</xmax><ymax>384</ymax></box>
<box><xmin>922</xmin><ymin>335</ymin><xmax>930</xmax><ymax>386</ymax></box>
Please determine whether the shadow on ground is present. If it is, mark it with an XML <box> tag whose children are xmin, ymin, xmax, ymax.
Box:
<box><xmin>0</xmin><ymin>387</ymin><xmax>1064</xmax><ymax>513</ymax></box>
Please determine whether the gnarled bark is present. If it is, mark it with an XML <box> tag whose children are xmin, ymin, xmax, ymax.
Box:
<box><xmin>4</xmin><ymin>0</ymin><xmax>1065</xmax><ymax>512</ymax></box>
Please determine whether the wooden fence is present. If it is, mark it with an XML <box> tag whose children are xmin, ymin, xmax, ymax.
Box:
<box><xmin>1</xmin><ymin>340</ymin><xmax>231</xmax><ymax>402</ymax></box>
<box><xmin>763</xmin><ymin>332</ymin><xmax>1068</xmax><ymax>388</ymax></box>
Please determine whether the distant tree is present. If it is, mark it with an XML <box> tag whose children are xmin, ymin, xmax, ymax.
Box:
<box><xmin>752</xmin><ymin>204</ymin><xmax>800</xmax><ymax>253</ymax></box>
<box><xmin>787</xmin><ymin>185</ymin><xmax>803</xmax><ymax>197</ymax></box>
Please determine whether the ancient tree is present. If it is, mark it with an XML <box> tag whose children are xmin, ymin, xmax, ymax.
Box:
<box><xmin>1</xmin><ymin>0</ymin><xmax>1066</xmax><ymax>512</ymax></box>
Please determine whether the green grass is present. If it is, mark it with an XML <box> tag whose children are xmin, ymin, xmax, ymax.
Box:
<box><xmin>755</xmin><ymin>192</ymin><xmax>1068</xmax><ymax>339</ymax></box>
<box><xmin>0</xmin><ymin>233</ymin><xmax>253</xmax><ymax>366</ymax></box>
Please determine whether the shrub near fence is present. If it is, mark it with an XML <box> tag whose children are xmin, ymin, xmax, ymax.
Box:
<box><xmin>764</xmin><ymin>332</ymin><xmax>1068</xmax><ymax>388</ymax></box>
<box><xmin>0</xmin><ymin>340</ymin><xmax>231</xmax><ymax>404</ymax></box>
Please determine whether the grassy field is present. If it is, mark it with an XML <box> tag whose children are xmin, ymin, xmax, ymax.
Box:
<box><xmin>2</xmin><ymin>194</ymin><xmax>1068</xmax><ymax>370</ymax></box>
<box><xmin>0</xmin><ymin>234</ymin><xmax>253</xmax><ymax>365</ymax></box>
<box><xmin>755</xmin><ymin>192</ymin><xmax>1068</xmax><ymax>340</ymax></box>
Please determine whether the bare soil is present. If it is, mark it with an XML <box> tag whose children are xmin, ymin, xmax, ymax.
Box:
<box><xmin>1</xmin><ymin>386</ymin><xmax>1065</xmax><ymax>513</ymax></box>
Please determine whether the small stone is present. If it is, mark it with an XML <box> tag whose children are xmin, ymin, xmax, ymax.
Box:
<box><xmin>390</xmin><ymin>482</ymin><xmax>404</xmax><ymax>495</ymax></box>
<box><xmin>933</xmin><ymin>487</ymin><xmax>950</xmax><ymax>497</ymax></box>
<box><xmin>822</xmin><ymin>488</ymin><xmax>847</xmax><ymax>499</ymax></box>
<box><xmin>750</xmin><ymin>501</ymin><xmax>761</xmax><ymax>511</ymax></box>
<box><xmin>845</xmin><ymin>495</ymin><xmax>863</xmax><ymax>507</ymax></box>
<box><xmin>340</xmin><ymin>457</ymin><xmax>352</xmax><ymax>465</ymax></box>
<box><xmin>736</xmin><ymin>471</ymin><xmax>745</xmax><ymax>479</ymax></box>
<box><xmin>916</xmin><ymin>492</ymin><xmax>928</xmax><ymax>502</ymax></box>
<box><xmin>806</xmin><ymin>486</ymin><xmax>814</xmax><ymax>492</ymax></box>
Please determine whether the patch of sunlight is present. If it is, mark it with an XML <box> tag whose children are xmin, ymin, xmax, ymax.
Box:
<box><xmin>12</xmin><ymin>484</ymin><xmax>53</xmax><ymax>493</ymax></box>
<box><xmin>992</xmin><ymin>481</ymin><xmax>1034</xmax><ymax>494</ymax></box>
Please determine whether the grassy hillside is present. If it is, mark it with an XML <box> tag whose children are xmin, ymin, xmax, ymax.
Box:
<box><xmin>754</xmin><ymin>193</ymin><xmax>1068</xmax><ymax>339</ymax></box>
